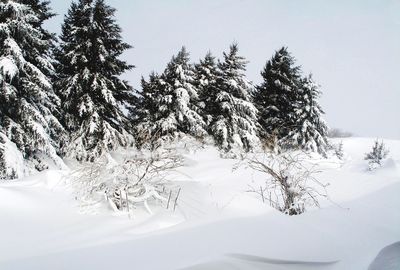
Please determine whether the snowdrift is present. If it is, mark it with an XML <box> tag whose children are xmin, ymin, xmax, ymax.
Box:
<box><xmin>0</xmin><ymin>137</ymin><xmax>399</xmax><ymax>270</ymax></box>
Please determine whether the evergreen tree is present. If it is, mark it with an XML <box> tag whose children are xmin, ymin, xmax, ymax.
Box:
<box><xmin>162</xmin><ymin>47</ymin><xmax>206</xmax><ymax>138</ymax></box>
<box><xmin>134</xmin><ymin>72</ymin><xmax>165</xmax><ymax>146</ymax></box>
<box><xmin>211</xmin><ymin>44</ymin><xmax>259</xmax><ymax>152</ymax></box>
<box><xmin>194</xmin><ymin>52</ymin><xmax>220</xmax><ymax>127</ymax></box>
<box><xmin>55</xmin><ymin>0</ymin><xmax>134</xmax><ymax>161</ymax></box>
<box><xmin>22</xmin><ymin>0</ymin><xmax>54</xmax><ymax>19</ymax></box>
<box><xmin>0</xmin><ymin>0</ymin><xmax>64</xmax><ymax>179</ymax></box>
<box><xmin>134</xmin><ymin>47</ymin><xmax>206</xmax><ymax>146</ymax></box>
<box><xmin>254</xmin><ymin>47</ymin><xmax>302</xmax><ymax>143</ymax></box>
<box><xmin>283</xmin><ymin>74</ymin><xmax>329</xmax><ymax>154</ymax></box>
<box><xmin>0</xmin><ymin>134</ymin><xmax>17</xmax><ymax>179</ymax></box>
<box><xmin>255</xmin><ymin>47</ymin><xmax>330</xmax><ymax>155</ymax></box>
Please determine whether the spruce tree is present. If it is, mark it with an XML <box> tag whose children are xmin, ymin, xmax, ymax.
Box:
<box><xmin>255</xmin><ymin>47</ymin><xmax>330</xmax><ymax>155</ymax></box>
<box><xmin>163</xmin><ymin>47</ymin><xmax>206</xmax><ymax>138</ymax></box>
<box><xmin>135</xmin><ymin>47</ymin><xmax>206</xmax><ymax>146</ymax></box>
<box><xmin>254</xmin><ymin>47</ymin><xmax>302</xmax><ymax>143</ymax></box>
<box><xmin>0</xmin><ymin>0</ymin><xmax>64</xmax><ymax>179</ymax></box>
<box><xmin>194</xmin><ymin>52</ymin><xmax>220</xmax><ymax>127</ymax></box>
<box><xmin>134</xmin><ymin>72</ymin><xmax>165</xmax><ymax>146</ymax></box>
<box><xmin>283</xmin><ymin>74</ymin><xmax>329</xmax><ymax>154</ymax></box>
<box><xmin>211</xmin><ymin>44</ymin><xmax>259</xmax><ymax>152</ymax></box>
<box><xmin>55</xmin><ymin>0</ymin><xmax>134</xmax><ymax>162</ymax></box>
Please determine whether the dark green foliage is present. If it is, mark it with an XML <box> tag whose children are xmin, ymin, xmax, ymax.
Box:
<box><xmin>134</xmin><ymin>47</ymin><xmax>206</xmax><ymax>147</ymax></box>
<box><xmin>211</xmin><ymin>44</ymin><xmax>260</xmax><ymax>152</ymax></box>
<box><xmin>55</xmin><ymin>0</ymin><xmax>134</xmax><ymax>161</ymax></box>
<box><xmin>194</xmin><ymin>52</ymin><xmax>220</xmax><ymax>127</ymax></box>
<box><xmin>365</xmin><ymin>139</ymin><xmax>389</xmax><ymax>170</ymax></box>
<box><xmin>255</xmin><ymin>47</ymin><xmax>302</xmax><ymax>140</ymax></box>
<box><xmin>0</xmin><ymin>0</ymin><xmax>64</xmax><ymax>179</ymax></box>
<box><xmin>255</xmin><ymin>47</ymin><xmax>329</xmax><ymax>155</ymax></box>
<box><xmin>283</xmin><ymin>74</ymin><xmax>329</xmax><ymax>155</ymax></box>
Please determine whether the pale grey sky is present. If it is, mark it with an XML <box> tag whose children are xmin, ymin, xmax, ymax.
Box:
<box><xmin>45</xmin><ymin>0</ymin><xmax>400</xmax><ymax>139</ymax></box>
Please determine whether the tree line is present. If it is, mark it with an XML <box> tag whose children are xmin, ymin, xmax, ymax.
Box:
<box><xmin>0</xmin><ymin>0</ymin><xmax>328</xmax><ymax>179</ymax></box>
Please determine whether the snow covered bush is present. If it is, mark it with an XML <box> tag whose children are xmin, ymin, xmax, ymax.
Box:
<box><xmin>364</xmin><ymin>140</ymin><xmax>389</xmax><ymax>171</ymax></box>
<box><xmin>69</xmin><ymin>148</ymin><xmax>184</xmax><ymax>215</ymax></box>
<box><xmin>333</xmin><ymin>141</ymin><xmax>344</xmax><ymax>160</ymax></box>
<box><xmin>239</xmin><ymin>151</ymin><xmax>328</xmax><ymax>215</ymax></box>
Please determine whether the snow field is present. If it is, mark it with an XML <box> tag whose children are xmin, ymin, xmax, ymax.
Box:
<box><xmin>0</xmin><ymin>137</ymin><xmax>399</xmax><ymax>269</ymax></box>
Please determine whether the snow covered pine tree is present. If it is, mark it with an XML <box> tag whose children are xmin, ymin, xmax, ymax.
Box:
<box><xmin>133</xmin><ymin>72</ymin><xmax>165</xmax><ymax>147</ymax></box>
<box><xmin>284</xmin><ymin>74</ymin><xmax>329</xmax><ymax>155</ymax></box>
<box><xmin>255</xmin><ymin>47</ymin><xmax>329</xmax><ymax>155</ymax></box>
<box><xmin>134</xmin><ymin>47</ymin><xmax>206</xmax><ymax>147</ymax></box>
<box><xmin>194</xmin><ymin>52</ymin><xmax>220</xmax><ymax>129</ymax></box>
<box><xmin>211</xmin><ymin>44</ymin><xmax>259</xmax><ymax>152</ymax></box>
<box><xmin>254</xmin><ymin>47</ymin><xmax>302</xmax><ymax>147</ymax></box>
<box><xmin>55</xmin><ymin>0</ymin><xmax>134</xmax><ymax>162</ymax></box>
<box><xmin>0</xmin><ymin>0</ymin><xmax>64</xmax><ymax>179</ymax></box>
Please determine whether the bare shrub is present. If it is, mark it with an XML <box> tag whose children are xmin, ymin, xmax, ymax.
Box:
<box><xmin>238</xmin><ymin>151</ymin><xmax>328</xmax><ymax>215</ymax></box>
<box><xmin>69</xmin><ymin>147</ymin><xmax>184</xmax><ymax>215</ymax></box>
<box><xmin>260</xmin><ymin>129</ymin><xmax>279</xmax><ymax>153</ymax></box>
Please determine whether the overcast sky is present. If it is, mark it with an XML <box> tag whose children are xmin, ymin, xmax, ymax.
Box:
<box><xmin>45</xmin><ymin>0</ymin><xmax>400</xmax><ymax>139</ymax></box>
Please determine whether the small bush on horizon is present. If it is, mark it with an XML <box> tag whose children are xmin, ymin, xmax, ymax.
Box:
<box><xmin>364</xmin><ymin>139</ymin><xmax>389</xmax><ymax>171</ymax></box>
<box><xmin>334</xmin><ymin>141</ymin><xmax>345</xmax><ymax>160</ymax></box>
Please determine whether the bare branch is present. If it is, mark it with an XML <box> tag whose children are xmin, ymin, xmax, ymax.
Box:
<box><xmin>240</xmin><ymin>151</ymin><xmax>328</xmax><ymax>215</ymax></box>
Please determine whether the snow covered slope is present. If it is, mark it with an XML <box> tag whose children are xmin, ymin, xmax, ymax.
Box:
<box><xmin>0</xmin><ymin>138</ymin><xmax>399</xmax><ymax>270</ymax></box>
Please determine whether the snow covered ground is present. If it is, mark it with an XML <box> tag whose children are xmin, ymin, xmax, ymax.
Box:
<box><xmin>0</xmin><ymin>137</ymin><xmax>399</xmax><ymax>270</ymax></box>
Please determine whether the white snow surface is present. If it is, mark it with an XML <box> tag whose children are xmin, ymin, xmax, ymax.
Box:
<box><xmin>0</xmin><ymin>137</ymin><xmax>399</xmax><ymax>270</ymax></box>
<box><xmin>368</xmin><ymin>241</ymin><xmax>400</xmax><ymax>270</ymax></box>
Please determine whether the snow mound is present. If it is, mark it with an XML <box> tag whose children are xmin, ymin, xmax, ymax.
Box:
<box><xmin>368</xmin><ymin>242</ymin><xmax>400</xmax><ymax>270</ymax></box>
<box><xmin>382</xmin><ymin>158</ymin><xmax>397</xmax><ymax>170</ymax></box>
<box><xmin>182</xmin><ymin>254</ymin><xmax>339</xmax><ymax>270</ymax></box>
<box><xmin>228</xmin><ymin>253</ymin><xmax>339</xmax><ymax>265</ymax></box>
